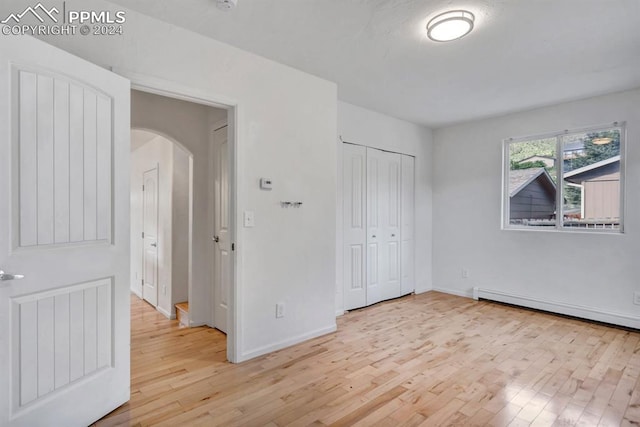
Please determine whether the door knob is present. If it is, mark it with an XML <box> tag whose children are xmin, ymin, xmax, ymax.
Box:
<box><xmin>391</xmin><ymin>234</ymin><xmax>396</xmax><ymax>237</ymax></box>
<box><xmin>150</xmin><ymin>243</ymin><xmax>157</xmax><ymax>247</ymax></box>
<box><xmin>213</xmin><ymin>236</ymin><xmax>220</xmax><ymax>243</ymax></box>
<box><xmin>372</xmin><ymin>235</ymin><xmax>376</xmax><ymax>238</ymax></box>
<box><xmin>0</xmin><ymin>270</ymin><xmax>24</xmax><ymax>281</ymax></box>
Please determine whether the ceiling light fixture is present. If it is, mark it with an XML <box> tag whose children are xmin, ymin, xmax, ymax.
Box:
<box><xmin>592</xmin><ymin>137</ymin><xmax>613</xmax><ymax>145</ymax></box>
<box><xmin>426</xmin><ymin>10</ymin><xmax>475</xmax><ymax>42</ymax></box>
<box><xmin>216</xmin><ymin>0</ymin><xmax>237</xmax><ymax>11</ymax></box>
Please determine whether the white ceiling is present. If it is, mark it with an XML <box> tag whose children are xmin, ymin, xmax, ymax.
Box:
<box><xmin>113</xmin><ymin>0</ymin><xmax>640</xmax><ymax>127</ymax></box>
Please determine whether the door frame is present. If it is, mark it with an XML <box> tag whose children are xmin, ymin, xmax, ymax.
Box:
<box><xmin>114</xmin><ymin>69</ymin><xmax>240</xmax><ymax>363</ymax></box>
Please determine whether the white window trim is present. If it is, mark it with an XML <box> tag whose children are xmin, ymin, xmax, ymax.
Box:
<box><xmin>502</xmin><ymin>122</ymin><xmax>626</xmax><ymax>234</ymax></box>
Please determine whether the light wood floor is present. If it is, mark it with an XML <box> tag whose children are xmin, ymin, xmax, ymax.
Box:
<box><xmin>96</xmin><ymin>292</ymin><xmax>640</xmax><ymax>426</ymax></box>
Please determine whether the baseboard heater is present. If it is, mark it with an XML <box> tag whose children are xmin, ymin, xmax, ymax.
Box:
<box><xmin>472</xmin><ymin>287</ymin><xmax>640</xmax><ymax>330</ymax></box>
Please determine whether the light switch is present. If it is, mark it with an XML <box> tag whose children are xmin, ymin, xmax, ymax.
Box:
<box><xmin>244</xmin><ymin>211</ymin><xmax>255</xmax><ymax>227</ymax></box>
<box><xmin>260</xmin><ymin>178</ymin><xmax>273</xmax><ymax>190</ymax></box>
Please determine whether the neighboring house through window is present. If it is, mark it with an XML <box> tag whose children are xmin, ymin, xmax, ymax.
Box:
<box><xmin>503</xmin><ymin>123</ymin><xmax>624</xmax><ymax>232</ymax></box>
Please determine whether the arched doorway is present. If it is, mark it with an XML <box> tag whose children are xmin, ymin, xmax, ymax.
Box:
<box><xmin>130</xmin><ymin>129</ymin><xmax>193</xmax><ymax>321</ymax></box>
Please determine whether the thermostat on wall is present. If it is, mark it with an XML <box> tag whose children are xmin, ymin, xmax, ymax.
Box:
<box><xmin>260</xmin><ymin>178</ymin><xmax>273</xmax><ymax>190</ymax></box>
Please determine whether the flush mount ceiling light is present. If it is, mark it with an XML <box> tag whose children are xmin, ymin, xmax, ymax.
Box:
<box><xmin>592</xmin><ymin>137</ymin><xmax>613</xmax><ymax>145</ymax></box>
<box><xmin>216</xmin><ymin>0</ymin><xmax>237</xmax><ymax>11</ymax></box>
<box><xmin>426</xmin><ymin>10</ymin><xmax>475</xmax><ymax>42</ymax></box>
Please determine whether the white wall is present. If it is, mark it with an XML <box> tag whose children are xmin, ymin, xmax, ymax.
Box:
<box><xmin>172</xmin><ymin>145</ymin><xmax>190</xmax><ymax>307</ymax></box>
<box><xmin>15</xmin><ymin>0</ymin><xmax>339</xmax><ymax>361</ymax></box>
<box><xmin>336</xmin><ymin>102</ymin><xmax>433</xmax><ymax>314</ymax></box>
<box><xmin>130</xmin><ymin>128</ymin><xmax>191</xmax><ymax>318</ymax></box>
<box><xmin>130</xmin><ymin>134</ymin><xmax>174</xmax><ymax>317</ymax></box>
<box><xmin>433</xmin><ymin>88</ymin><xmax>640</xmax><ymax>326</ymax></box>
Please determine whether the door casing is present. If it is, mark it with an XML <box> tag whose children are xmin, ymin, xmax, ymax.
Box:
<box><xmin>115</xmin><ymin>69</ymin><xmax>240</xmax><ymax>363</ymax></box>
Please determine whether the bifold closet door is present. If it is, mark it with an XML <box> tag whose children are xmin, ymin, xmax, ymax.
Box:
<box><xmin>401</xmin><ymin>155</ymin><xmax>415</xmax><ymax>295</ymax></box>
<box><xmin>366</xmin><ymin>148</ymin><xmax>401</xmax><ymax>305</ymax></box>
<box><xmin>343</xmin><ymin>144</ymin><xmax>411</xmax><ymax>311</ymax></box>
<box><xmin>343</xmin><ymin>144</ymin><xmax>367</xmax><ymax>310</ymax></box>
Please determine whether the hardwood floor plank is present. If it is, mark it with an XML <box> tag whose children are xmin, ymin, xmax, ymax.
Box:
<box><xmin>95</xmin><ymin>292</ymin><xmax>640</xmax><ymax>426</ymax></box>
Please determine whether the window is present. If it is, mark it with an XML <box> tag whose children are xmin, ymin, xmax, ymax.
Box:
<box><xmin>503</xmin><ymin>123</ymin><xmax>624</xmax><ymax>232</ymax></box>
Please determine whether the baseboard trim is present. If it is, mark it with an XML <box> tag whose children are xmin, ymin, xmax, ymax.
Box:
<box><xmin>473</xmin><ymin>287</ymin><xmax>640</xmax><ymax>329</ymax></box>
<box><xmin>130</xmin><ymin>288</ymin><xmax>142</xmax><ymax>299</ymax></box>
<box><xmin>157</xmin><ymin>306</ymin><xmax>176</xmax><ymax>320</ymax></box>
<box><xmin>335</xmin><ymin>309</ymin><xmax>345</xmax><ymax>317</ymax></box>
<box><xmin>432</xmin><ymin>287</ymin><xmax>474</xmax><ymax>299</ymax></box>
<box><xmin>239</xmin><ymin>324</ymin><xmax>337</xmax><ymax>363</ymax></box>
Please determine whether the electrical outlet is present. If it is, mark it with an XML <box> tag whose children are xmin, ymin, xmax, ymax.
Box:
<box><xmin>276</xmin><ymin>302</ymin><xmax>285</xmax><ymax>318</ymax></box>
<box><xmin>634</xmin><ymin>292</ymin><xmax>640</xmax><ymax>305</ymax></box>
<box><xmin>462</xmin><ymin>268</ymin><xmax>469</xmax><ymax>279</ymax></box>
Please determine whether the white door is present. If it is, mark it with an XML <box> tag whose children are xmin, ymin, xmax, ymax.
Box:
<box><xmin>379</xmin><ymin>150</ymin><xmax>402</xmax><ymax>301</ymax></box>
<box><xmin>366</xmin><ymin>148</ymin><xmax>384</xmax><ymax>305</ymax></box>
<box><xmin>213</xmin><ymin>126</ymin><xmax>230</xmax><ymax>333</ymax></box>
<box><xmin>366</xmin><ymin>148</ymin><xmax>402</xmax><ymax>305</ymax></box>
<box><xmin>400</xmin><ymin>155</ymin><xmax>415</xmax><ymax>296</ymax></box>
<box><xmin>142</xmin><ymin>167</ymin><xmax>159</xmax><ymax>307</ymax></box>
<box><xmin>343</xmin><ymin>144</ymin><xmax>367</xmax><ymax>310</ymax></box>
<box><xmin>0</xmin><ymin>36</ymin><xmax>130</xmax><ymax>426</ymax></box>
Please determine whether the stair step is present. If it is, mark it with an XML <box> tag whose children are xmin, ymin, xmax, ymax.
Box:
<box><xmin>175</xmin><ymin>302</ymin><xmax>189</xmax><ymax>328</ymax></box>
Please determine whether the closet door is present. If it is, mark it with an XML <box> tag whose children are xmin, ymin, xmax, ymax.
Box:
<box><xmin>343</xmin><ymin>144</ymin><xmax>367</xmax><ymax>310</ymax></box>
<box><xmin>401</xmin><ymin>155</ymin><xmax>415</xmax><ymax>295</ymax></box>
<box><xmin>366</xmin><ymin>148</ymin><xmax>402</xmax><ymax>305</ymax></box>
<box><xmin>380</xmin><ymin>151</ymin><xmax>402</xmax><ymax>301</ymax></box>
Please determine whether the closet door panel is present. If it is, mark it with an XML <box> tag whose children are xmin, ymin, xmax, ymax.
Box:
<box><xmin>401</xmin><ymin>155</ymin><xmax>415</xmax><ymax>295</ymax></box>
<box><xmin>366</xmin><ymin>147</ymin><xmax>385</xmax><ymax>306</ymax></box>
<box><xmin>343</xmin><ymin>144</ymin><xmax>367</xmax><ymax>310</ymax></box>
<box><xmin>380</xmin><ymin>151</ymin><xmax>402</xmax><ymax>301</ymax></box>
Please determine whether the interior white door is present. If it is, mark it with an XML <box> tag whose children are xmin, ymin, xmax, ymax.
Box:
<box><xmin>343</xmin><ymin>144</ymin><xmax>367</xmax><ymax>310</ymax></box>
<box><xmin>344</xmin><ymin>144</ymin><xmax>412</xmax><ymax>310</ymax></box>
<box><xmin>379</xmin><ymin>150</ymin><xmax>402</xmax><ymax>301</ymax></box>
<box><xmin>142</xmin><ymin>167</ymin><xmax>159</xmax><ymax>307</ymax></box>
<box><xmin>366</xmin><ymin>148</ymin><xmax>384</xmax><ymax>305</ymax></box>
<box><xmin>213</xmin><ymin>126</ymin><xmax>230</xmax><ymax>333</ymax></box>
<box><xmin>366</xmin><ymin>148</ymin><xmax>402</xmax><ymax>305</ymax></box>
<box><xmin>401</xmin><ymin>155</ymin><xmax>415</xmax><ymax>296</ymax></box>
<box><xmin>0</xmin><ymin>36</ymin><xmax>130</xmax><ymax>426</ymax></box>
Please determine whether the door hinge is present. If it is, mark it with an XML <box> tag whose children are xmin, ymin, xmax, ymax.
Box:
<box><xmin>142</xmin><ymin>232</ymin><xmax>144</xmax><ymax>238</ymax></box>
<box><xmin>232</xmin><ymin>243</ymin><xmax>235</xmax><ymax>251</ymax></box>
<box><xmin>142</xmin><ymin>185</ymin><xmax>145</xmax><ymax>191</ymax></box>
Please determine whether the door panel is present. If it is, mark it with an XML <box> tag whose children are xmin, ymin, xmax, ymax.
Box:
<box><xmin>17</xmin><ymin>70</ymin><xmax>112</xmax><ymax>248</ymax></box>
<box><xmin>388</xmin><ymin>241</ymin><xmax>399</xmax><ymax>281</ymax></box>
<box><xmin>401</xmin><ymin>155</ymin><xmax>415</xmax><ymax>295</ymax></box>
<box><xmin>214</xmin><ymin>126</ymin><xmax>231</xmax><ymax>333</ymax></box>
<box><xmin>142</xmin><ymin>168</ymin><xmax>159</xmax><ymax>307</ymax></box>
<box><xmin>379</xmin><ymin>151</ymin><xmax>402</xmax><ymax>301</ymax></box>
<box><xmin>343</xmin><ymin>144</ymin><xmax>367</xmax><ymax>310</ymax></box>
<box><xmin>0</xmin><ymin>36</ymin><xmax>130</xmax><ymax>426</ymax></box>
<box><xmin>366</xmin><ymin>148</ymin><xmax>387</xmax><ymax>305</ymax></box>
<box><xmin>12</xmin><ymin>279</ymin><xmax>113</xmax><ymax>409</ymax></box>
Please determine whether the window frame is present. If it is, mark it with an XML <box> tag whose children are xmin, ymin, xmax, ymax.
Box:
<box><xmin>502</xmin><ymin>122</ymin><xmax>626</xmax><ymax>233</ymax></box>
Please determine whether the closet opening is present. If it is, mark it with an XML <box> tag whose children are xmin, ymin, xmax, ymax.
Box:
<box><xmin>342</xmin><ymin>142</ymin><xmax>415</xmax><ymax>310</ymax></box>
